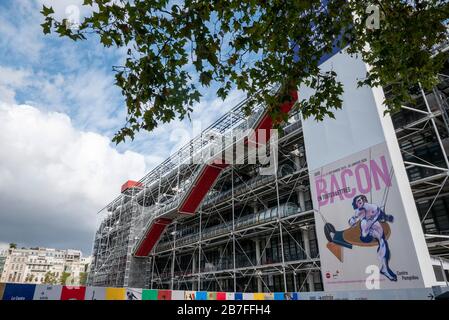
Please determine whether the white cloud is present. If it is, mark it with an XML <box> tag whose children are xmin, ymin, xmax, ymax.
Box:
<box><xmin>126</xmin><ymin>88</ymin><xmax>246</xmax><ymax>168</ymax></box>
<box><xmin>0</xmin><ymin>242</ymin><xmax>9</xmax><ymax>251</ymax></box>
<box><xmin>0</xmin><ymin>0</ymin><xmax>127</xmax><ymax>139</ymax></box>
<box><xmin>0</xmin><ymin>66</ymin><xmax>32</xmax><ymax>104</ymax></box>
<box><xmin>0</xmin><ymin>1</ymin><xmax>44</xmax><ymax>61</ymax></box>
<box><xmin>0</xmin><ymin>102</ymin><xmax>146</xmax><ymax>253</ymax></box>
<box><xmin>0</xmin><ymin>64</ymin><xmax>125</xmax><ymax>136</ymax></box>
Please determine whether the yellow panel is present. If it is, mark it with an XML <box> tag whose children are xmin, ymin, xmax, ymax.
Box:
<box><xmin>253</xmin><ymin>293</ymin><xmax>264</xmax><ymax>300</ymax></box>
<box><xmin>105</xmin><ymin>288</ymin><xmax>126</xmax><ymax>300</ymax></box>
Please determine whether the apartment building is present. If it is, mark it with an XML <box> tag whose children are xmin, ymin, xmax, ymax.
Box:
<box><xmin>0</xmin><ymin>247</ymin><xmax>90</xmax><ymax>285</ymax></box>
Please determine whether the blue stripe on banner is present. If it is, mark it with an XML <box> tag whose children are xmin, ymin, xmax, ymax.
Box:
<box><xmin>3</xmin><ymin>284</ymin><xmax>36</xmax><ymax>301</ymax></box>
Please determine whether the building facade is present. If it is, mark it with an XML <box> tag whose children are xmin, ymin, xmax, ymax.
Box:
<box><xmin>88</xmin><ymin>59</ymin><xmax>449</xmax><ymax>292</ymax></box>
<box><xmin>0</xmin><ymin>247</ymin><xmax>91</xmax><ymax>285</ymax></box>
<box><xmin>0</xmin><ymin>252</ymin><xmax>6</xmax><ymax>276</ymax></box>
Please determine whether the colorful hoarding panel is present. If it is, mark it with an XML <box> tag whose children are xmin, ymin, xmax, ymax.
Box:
<box><xmin>253</xmin><ymin>293</ymin><xmax>275</xmax><ymax>300</ymax></box>
<box><xmin>216</xmin><ymin>292</ymin><xmax>226</xmax><ymax>300</ymax></box>
<box><xmin>284</xmin><ymin>292</ymin><xmax>299</xmax><ymax>300</ymax></box>
<box><xmin>226</xmin><ymin>292</ymin><xmax>235</xmax><ymax>300</ymax></box>
<box><xmin>84</xmin><ymin>286</ymin><xmax>106</xmax><ymax>300</ymax></box>
<box><xmin>157</xmin><ymin>290</ymin><xmax>171</xmax><ymax>300</ymax></box>
<box><xmin>61</xmin><ymin>286</ymin><xmax>86</xmax><ymax>300</ymax></box>
<box><xmin>126</xmin><ymin>288</ymin><xmax>142</xmax><ymax>301</ymax></box>
<box><xmin>0</xmin><ymin>283</ymin><xmax>5</xmax><ymax>300</ymax></box>
<box><xmin>171</xmin><ymin>290</ymin><xmax>185</xmax><ymax>300</ymax></box>
<box><xmin>195</xmin><ymin>291</ymin><xmax>207</xmax><ymax>300</ymax></box>
<box><xmin>207</xmin><ymin>292</ymin><xmax>217</xmax><ymax>300</ymax></box>
<box><xmin>243</xmin><ymin>293</ymin><xmax>254</xmax><ymax>300</ymax></box>
<box><xmin>0</xmin><ymin>282</ymin><xmax>445</xmax><ymax>300</ymax></box>
<box><xmin>33</xmin><ymin>285</ymin><xmax>62</xmax><ymax>300</ymax></box>
<box><xmin>274</xmin><ymin>293</ymin><xmax>284</xmax><ymax>300</ymax></box>
<box><xmin>184</xmin><ymin>291</ymin><xmax>196</xmax><ymax>300</ymax></box>
<box><xmin>302</xmin><ymin>50</ymin><xmax>435</xmax><ymax>291</ymax></box>
<box><xmin>253</xmin><ymin>293</ymin><xmax>264</xmax><ymax>300</ymax></box>
<box><xmin>2</xmin><ymin>284</ymin><xmax>35</xmax><ymax>300</ymax></box>
<box><xmin>264</xmin><ymin>293</ymin><xmax>274</xmax><ymax>300</ymax></box>
<box><xmin>142</xmin><ymin>289</ymin><xmax>158</xmax><ymax>300</ymax></box>
<box><xmin>105</xmin><ymin>287</ymin><xmax>126</xmax><ymax>300</ymax></box>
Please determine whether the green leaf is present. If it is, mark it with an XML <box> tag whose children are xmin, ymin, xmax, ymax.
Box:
<box><xmin>41</xmin><ymin>21</ymin><xmax>51</xmax><ymax>34</ymax></box>
<box><xmin>41</xmin><ymin>5</ymin><xmax>54</xmax><ymax>16</ymax></box>
<box><xmin>100</xmin><ymin>34</ymin><xmax>113</xmax><ymax>47</ymax></box>
<box><xmin>199</xmin><ymin>71</ymin><xmax>213</xmax><ymax>86</ymax></box>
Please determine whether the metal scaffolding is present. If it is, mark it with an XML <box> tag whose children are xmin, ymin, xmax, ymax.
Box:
<box><xmin>88</xmin><ymin>62</ymin><xmax>449</xmax><ymax>293</ymax></box>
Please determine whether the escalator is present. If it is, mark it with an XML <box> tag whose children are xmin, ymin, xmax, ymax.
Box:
<box><xmin>133</xmin><ymin>90</ymin><xmax>298</xmax><ymax>257</ymax></box>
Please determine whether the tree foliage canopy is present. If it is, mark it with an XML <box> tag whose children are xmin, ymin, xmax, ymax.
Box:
<box><xmin>41</xmin><ymin>0</ymin><xmax>449</xmax><ymax>143</ymax></box>
<box><xmin>60</xmin><ymin>272</ymin><xmax>72</xmax><ymax>285</ymax></box>
<box><xmin>79</xmin><ymin>272</ymin><xmax>88</xmax><ymax>285</ymax></box>
<box><xmin>43</xmin><ymin>271</ymin><xmax>58</xmax><ymax>284</ymax></box>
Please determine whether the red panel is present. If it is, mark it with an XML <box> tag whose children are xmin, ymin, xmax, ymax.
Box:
<box><xmin>157</xmin><ymin>290</ymin><xmax>172</xmax><ymax>300</ymax></box>
<box><xmin>60</xmin><ymin>286</ymin><xmax>86</xmax><ymax>300</ymax></box>
<box><xmin>216</xmin><ymin>292</ymin><xmax>226</xmax><ymax>300</ymax></box>
<box><xmin>247</xmin><ymin>90</ymin><xmax>298</xmax><ymax>146</ymax></box>
<box><xmin>179</xmin><ymin>163</ymin><xmax>228</xmax><ymax>214</ymax></box>
<box><xmin>121</xmin><ymin>180</ymin><xmax>143</xmax><ymax>193</ymax></box>
<box><xmin>134</xmin><ymin>218</ymin><xmax>172</xmax><ymax>257</ymax></box>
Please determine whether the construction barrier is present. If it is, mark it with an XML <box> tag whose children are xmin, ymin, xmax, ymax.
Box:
<box><xmin>0</xmin><ymin>283</ymin><xmax>448</xmax><ymax>300</ymax></box>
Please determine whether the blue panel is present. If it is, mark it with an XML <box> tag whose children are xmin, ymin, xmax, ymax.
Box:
<box><xmin>3</xmin><ymin>284</ymin><xmax>36</xmax><ymax>301</ymax></box>
<box><xmin>195</xmin><ymin>291</ymin><xmax>207</xmax><ymax>300</ymax></box>
<box><xmin>284</xmin><ymin>292</ymin><xmax>299</xmax><ymax>300</ymax></box>
<box><xmin>234</xmin><ymin>292</ymin><xmax>243</xmax><ymax>300</ymax></box>
<box><xmin>274</xmin><ymin>292</ymin><xmax>284</xmax><ymax>300</ymax></box>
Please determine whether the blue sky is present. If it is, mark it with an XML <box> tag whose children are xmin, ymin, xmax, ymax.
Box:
<box><xmin>0</xmin><ymin>0</ymin><xmax>244</xmax><ymax>254</ymax></box>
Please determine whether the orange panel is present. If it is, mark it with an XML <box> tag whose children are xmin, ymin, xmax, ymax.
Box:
<box><xmin>121</xmin><ymin>180</ymin><xmax>143</xmax><ymax>193</ymax></box>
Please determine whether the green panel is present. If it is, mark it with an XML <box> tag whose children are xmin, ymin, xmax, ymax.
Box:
<box><xmin>207</xmin><ymin>292</ymin><xmax>217</xmax><ymax>300</ymax></box>
<box><xmin>142</xmin><ymin>289</ymin><xmax>158</xmax><ymax>300</ymax></box>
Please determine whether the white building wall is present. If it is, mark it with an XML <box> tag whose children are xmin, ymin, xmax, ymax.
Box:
<box><xmin>0</xmin><ymin>247</ymin><xmax>88</xmax><ymax>285</ymax></box>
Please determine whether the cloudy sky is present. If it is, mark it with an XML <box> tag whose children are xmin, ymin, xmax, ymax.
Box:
<box><xmin>0</xmin><ymin>0</ymin><xmax>244</xmax><ymax>254</ymax></box>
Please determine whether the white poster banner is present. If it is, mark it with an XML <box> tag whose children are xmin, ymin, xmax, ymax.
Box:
<box><xmin>299</xmin><ymin>287</ymin><xmax>436</xmax><ymax>300</ymax></box>
<box><xmin>33</xmin><ymin>285</ymin><xmax>62</xmax><ymax>300</ymax></box>
<box><xmin>302</xmin><ymin>50</ymin><xmax>435</xmax><ymax>291</ymax></box>
<box><xmin>311</xmin><ymin>142</ymin><xmax>425</xmax><ymax>290</ymax></box>
<box><xmin>171</xmin><ymin>290</ymin><xmax>186</xmax><ymax>300</ymax></box>
<box><xmin>84</xmin><ymin>286</ymin><xmax>106</xmax><ymax>300</ymax></box>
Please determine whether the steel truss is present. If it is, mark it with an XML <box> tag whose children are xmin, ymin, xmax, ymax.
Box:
<box><xmin>393</xmin><ymin>71</ymin><xmax>449</xmax><ymax>258</ymax></box>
